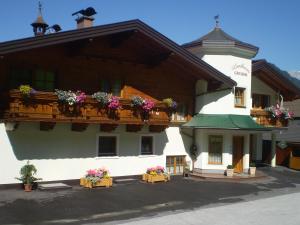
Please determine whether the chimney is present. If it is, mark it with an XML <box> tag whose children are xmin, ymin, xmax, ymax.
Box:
<box><xmin>72</xmin><ymin>7</ymin><xmax>97</xmax><ymax>29</ymax></box>
<box><xmin>76</xmin><ymin>16</ymin><xmax>94</xmax><ymax>29</ymax></box>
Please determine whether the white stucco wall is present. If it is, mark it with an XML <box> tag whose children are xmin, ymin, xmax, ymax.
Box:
<box><xmin>0</xmin><ymin>123</ymin><xmax>192</xmax><ymax>184</ymax></box>
<box><xmin>252</xmin><ymin>76</ymin><xmax>277</xmax><ymax>106</ymax></box>
<box><xmin>194</xmin><ymin>129</ymin><xmax>250</xmax><ymax>173</ymax></box>
<box><xmin>196</xmin><ymin>55</ymin><xmax>252</xmax><ymax>115</ymax></box>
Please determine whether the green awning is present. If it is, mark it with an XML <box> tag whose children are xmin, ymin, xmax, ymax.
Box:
<box><xmin>182</xmin><ymin>114</ymin><xmax>270</xmax><ymax>131</ymax></box>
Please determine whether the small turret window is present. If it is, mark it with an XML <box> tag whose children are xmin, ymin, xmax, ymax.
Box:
<box><xmin>234</xmin><ymin>87</ymin><xmax>245</xmax><ymax>107</ymax></box>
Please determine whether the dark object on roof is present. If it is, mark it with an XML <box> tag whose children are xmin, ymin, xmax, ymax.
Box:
<box><xmin>0</xmin><ymin>19</ymin><xmax>236</xmax><ymax>88</ymax></box>
<box><xmin>182</xmin><ymin>114</ymin><xmax>270</xmax><ymax>131</ymax></box>
<box><xmin>182</xmin><ymin>27</ymin><xmax>259</xmax><ymax>58</ymax></box>
<box><xmin>253</xmin><ymin>59</ymin><xmax>300</xmax><ymax>100</ymax></box>
<box><xmin>72</xmin><ymin>7</ymin><xmax>97</xmax><ymax>17</ymax></box>
<box><xmin>31</xmin><ymin>2</ymin><xmax>49</xmax><ymax>36</ymax></box>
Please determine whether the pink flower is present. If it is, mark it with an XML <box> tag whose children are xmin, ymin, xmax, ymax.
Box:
<box><xmin>87</xmin><ymin>169</ymin><xmax>97</xmax><ymax>176</ymax></box>
<box><xmin>142</xmin><ymin>99</ymin><xmax>155</xmax><ymax>112</ymax></box>
<box><xmin>76</xmin><ymin>91</ymin><xmax>87</xmax><ymax>104</ymax></box>
<box><xmin>108</xmin><ymin>96</ymin><xmax>120</xmax><ymax>110</ymax></box>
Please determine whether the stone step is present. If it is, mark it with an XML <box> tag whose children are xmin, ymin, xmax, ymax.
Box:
<box><xmin>38</xmin><ymin>183</ymin><xmax>72</xmax><ymax>190</ymax></box>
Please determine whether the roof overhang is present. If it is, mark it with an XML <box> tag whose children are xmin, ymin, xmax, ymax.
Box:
<box><xmin>252</xmin><ymin>59</ymin><xmax>300</xmax><ymax>100</ymax></box>
<box><xmin>182</xmin><ymin>114</ymin><xmax>271</xmax><ymax>131</ymax></box>
<box><xmin>0</xmin><ymin>19</ymin><xmax>236</xmax><ymax>88</ymax></box>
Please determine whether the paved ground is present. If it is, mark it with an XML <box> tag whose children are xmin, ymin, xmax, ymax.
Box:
<box><xmin>1</xmin><ymin>166</ymin><xmax>300</xmax><ymax>225</ymax></box>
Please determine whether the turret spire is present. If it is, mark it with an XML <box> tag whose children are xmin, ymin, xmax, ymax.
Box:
<box><xmin>31</xmin><ymin>1</ymin><xmax>49</xmax><ymax>36</ymax></box>
<box><xmin>214</xmin><ymin>14</ymin><xmax>220</xmax><ymax>28</ymax></box>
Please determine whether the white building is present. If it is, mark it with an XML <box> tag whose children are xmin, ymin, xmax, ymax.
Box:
<box><xmin>0</xmin><ymin>12</ymin><xmax>299</xmax><ymax>185</ymax></box>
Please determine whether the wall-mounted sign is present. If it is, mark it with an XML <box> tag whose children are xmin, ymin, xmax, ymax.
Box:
<box><xmin>232</xmin><ymin>64</ymin><xmax>250</xmax><ymax>76</ymax></box>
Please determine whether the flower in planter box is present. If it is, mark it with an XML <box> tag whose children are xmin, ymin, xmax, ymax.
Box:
<box><xmin>142</xmin><ymin>99</ymin><xmax>155</xmax><ymax>112</ymax></box>
<box><xmin>162</xmin><ymin>98</ymin><xmax>177</xmax><ymax>110</ymax></box>
<box><xmin>75</xmin><ymin>91</ymin><xmax>87</xmax><ymax>104</ymax></box>
<box><xmin>92</xmin><ymin>92</ymin><xmax>110</xmax><ymax>106</ymax></box>
<box><xmin>108</xmin><ymin>96</ymin><xmax>121</xmax><ymax>110</ymax></box>
<box><xmin>19</xmin><ymin>85</ymin><xmax>36</xmax><ymax>97</ymax></box>
<box><xmin>131</xmin><ymin>96</ymin><xmax>144</xmax><ymax>108</ymax></box>
<box><xmin>85</xmin><ymin>168</ymin><xmax>110</xmax><ymax>185</ymax></box>
<box><xmin>265</xmin><ymin>104</ymin><xmax>294</xmax><ymax>120</ymax></box>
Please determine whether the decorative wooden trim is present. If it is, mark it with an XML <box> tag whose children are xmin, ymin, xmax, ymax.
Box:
<box><xmin>40</xmin><ymin>121</ymin><xmax>56</xmax><ymax>131</ymax></box>
<box><xmin>149</xmin><ymin>125</ymin><xmax>168</xmax><ymax>133</ymax></box>
<box><xmin>142</xmin><ymin>174</ymin><xmax>170</xmax><ymax>183</ymax></box>
<box><xmin>100</xmin><ymin>123</ymin><xmax>118</xmax><ymax>132</ymax></box>
<box><xmin>80</xmin><ymin>178</ymin><xmax>113</xmax><ymax>188</ymax></box>
<box><xmin>71</xmin><ymin>123</ymin><xmax>88</xmax><ymax>132</ymax></box>
<box><xmin>126</xmin><ymin>124</ymin><xmax>143</xmax><ymax>132</ymax></box>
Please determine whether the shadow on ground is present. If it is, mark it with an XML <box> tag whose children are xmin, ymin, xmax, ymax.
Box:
<box><xmin>1</xmin><ymin>167</ymin><xmax>300</xmax><ymax>225</ymax></box>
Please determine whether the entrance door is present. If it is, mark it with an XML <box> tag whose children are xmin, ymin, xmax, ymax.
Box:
<box><xmin>233</xmin><ymin>136</ymin><xmax>244</xmax><ymax>173</ymax></box>
<box><xmin>166</xmin><ymin>156</ymin><xmax>186</xmax><ymax>175</ymax></box>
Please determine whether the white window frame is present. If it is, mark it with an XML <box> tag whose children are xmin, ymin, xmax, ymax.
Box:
<box><xmin>96</xmin><ymin>133</ymin><xmax>119</xmax><ymax>158</ymax></box>
<box><xmin>207</xmin><ymin>134</ymin><xmax>224</xmax><ymax>165</ymax></box>
<box><xmin>139</xmin><ymin>134</ymin><xmax>155</xmax><ymax>156</ymax></box>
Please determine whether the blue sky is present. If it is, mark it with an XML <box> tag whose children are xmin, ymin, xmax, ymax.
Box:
<box><xmin>1</xmin><ymin>0</ymin><xmax>299</xmax><ymax>71</ymax></box>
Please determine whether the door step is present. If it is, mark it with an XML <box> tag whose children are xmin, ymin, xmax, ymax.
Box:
<box><xmin>39</xmin><ymin>183</ymin><xmax>72</xmax><ymax>190</ymax></box>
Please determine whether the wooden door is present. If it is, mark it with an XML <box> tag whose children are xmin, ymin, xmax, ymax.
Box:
<box><xmin>233</xmin><ymin>136</ymin><xmax>244</xmax><ymax>173</ymax></box>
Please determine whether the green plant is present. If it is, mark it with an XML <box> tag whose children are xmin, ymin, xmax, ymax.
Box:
<box><xmin>16</xmin><ymin>161</ymin><xmax>42</xmax><ymax>185</ymax></box>
<box><xmin>227</xmin><ymin>165</ymin><xmax>234</xmax><ymax>169</ymax></box>
<box><xmin>250</xmin><ymin>162</ymin><xmax>256</xmax><ymax>167</ymax></box>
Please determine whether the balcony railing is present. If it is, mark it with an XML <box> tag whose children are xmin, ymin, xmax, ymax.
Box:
<box><xmin>1</xmin><ymin>90</ymin><xmax>173</xmax><ymax>131</ymax></box>
<box><xmin>251</xmin><ymin>109</ymin><xmax>288</xmax><ymax>128</ymax></box>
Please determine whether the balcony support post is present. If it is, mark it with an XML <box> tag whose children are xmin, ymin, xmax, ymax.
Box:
<box><xmin>271</xmin><ymin>132</ymin><xmax>276</xmax><ymax>167</ymax></box>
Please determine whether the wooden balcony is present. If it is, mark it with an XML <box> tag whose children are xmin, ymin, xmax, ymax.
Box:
<box><xmin>251</xmin><ymin>109</ymin><xmax>288</xmax><ymax>128</ymax></box>
<box><xmin>1</xmin><ymin>90</ymin><xmax>172</xmax><ymax>132</ymax></box>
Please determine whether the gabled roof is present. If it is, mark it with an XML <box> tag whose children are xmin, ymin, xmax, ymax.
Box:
<box><xmin>252</xmin><ymin>59</ymin><xmax>300</xmax><ymax>100</ymax></box>
<box><xmin>182</xmin><ymin>27</ymin><xmax>259</xmax><ymax>58</ymax></box>
<box><xmin>0</xmin><ymin>19</ymin><xmax>236</xmax><ymax>88</ymax></box>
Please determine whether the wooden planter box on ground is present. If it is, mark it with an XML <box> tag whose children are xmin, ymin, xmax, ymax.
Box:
<box><xmin>80</xmin><ymin>177</ymin><xmax>113</xmax><ymax>188</ymax></box>
<box><xmin>142</xmin><ymin>173</ymin><xmax>170</xmax><ymax>183</ymax></box>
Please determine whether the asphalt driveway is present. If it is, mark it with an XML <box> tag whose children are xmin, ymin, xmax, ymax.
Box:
<box><xmin>1</xmin><ymin>166</ymin><xmax>300</xmax><ymax>225</ymax></box>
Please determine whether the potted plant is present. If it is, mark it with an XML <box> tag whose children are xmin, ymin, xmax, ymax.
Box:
<box><xmin>226</xmin><ymin>165</ymin><xmax>234</xmax><ymax>177</ymax></box>
<box><xmin>249</xmin><ymin>162</ymin><xmax>256</xmax><ymax>176</ymax></box>
<box><xmin>16</xmin><ymin>161</ymin><xmax>42</xmax><ymax>192</ymax></box>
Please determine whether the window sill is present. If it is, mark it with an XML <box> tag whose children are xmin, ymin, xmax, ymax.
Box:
<box><xmin>234</xmin><ymin>105</ymin><xmax>246</xmax><ymax>108</ymax></box>
<box><xmin>138</xmin><ymin>155</ymin><xmax>158</xmax><ymax>158</ymax></box>
<box><xmin>95</xmin><ymin>156</ymin><xmax>119</xmax><ymax>159</ymax></box>
<box><xmin>208</xmin><ymin>162</ymin><xmax>223</xmax><ymax>165</ymax></box>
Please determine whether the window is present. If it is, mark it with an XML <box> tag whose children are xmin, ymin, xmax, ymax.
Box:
<box><xmin>234</xmin><ymin>87</ymin><xmax>245</xmax><ymax>107</ymax></box>
<box><xmin>141</xmin><ymin>136</ymin><xmax>154</xmax><ymax>155</ymax></box>
<box><xmin>112</xmin><ymin>79</ymin><xmax>122</xmax><ymax>97</ymax></box>
<box><xmin>100</xmin><ymin>79</ymin><xmax>110</xmax><ymax>93</ymax></box>
<box><xmin>172</xmin><ymin>103</ymin><xmax>187</xmax><ymax>121</ymax></box>
<box><xmin>252</xmin><ymin>94</ymin><xmax>270</xmax><ymax>109</ymax></box>
<box><xmin>9</xmin><ymin>68</ymin><xmax>32</xmax><ymax>89</ymax></box>
<box><xmin>100</xmin><ymin>79</ymin><xmax>122</xmax><ymax>96</ymax></box>
<box><xmin>98</xmin><ymin>136</ymin><xmax>117</xmax><ymax>157</ymax></box>
<box><xmin>208</xmin><ymin>135</ymin><xmax>223</xmax><ymax>164</ymax></box>
<box><xmin>33</xmin><ymin>70</ymin><xmax>55</xmax><ymax>91</ymax></box>
<box><xmin>9</xmin><ymin>68</ymin><xmax>56</xmax><ymax>91</ymax></box>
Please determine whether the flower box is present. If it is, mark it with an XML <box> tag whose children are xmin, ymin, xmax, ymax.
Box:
<box><xmin>80</xmin><ymin>177</ymin><xmax>113</xmax><ymax>188</ymax></box>
<box><xmin>142</xmin><ymin>173</ymin><xmax>170</xmax><ymax>183</ymax></box>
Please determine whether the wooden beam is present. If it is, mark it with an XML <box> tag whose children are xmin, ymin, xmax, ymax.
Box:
<box><xmin>126</xmin><ymin>124</ymin><xmax>143</xmax><ymax>132</ymax></box>
<box><xmin>100</xmin><ymin>123</ymin><xmax>118</xmax><ymax>132</ymax></box>
<box><xmin>149</xmin><ymin>125</ymin><xmax>168</xmax><ymax>133</ymax></box>
<box><xmin>40</xmin><ymin>121</ymin><xmax>56</xmax><ymax>131</ymax></box>
<box><xmin>108</xmin><ymin>30</ymin><xmax>136</xmax><ymax>48</ymax></box>
<box><xmin>71</xmin><ymin>123</ymin><xmax>88</xmax><ymax>132</ymax></box>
